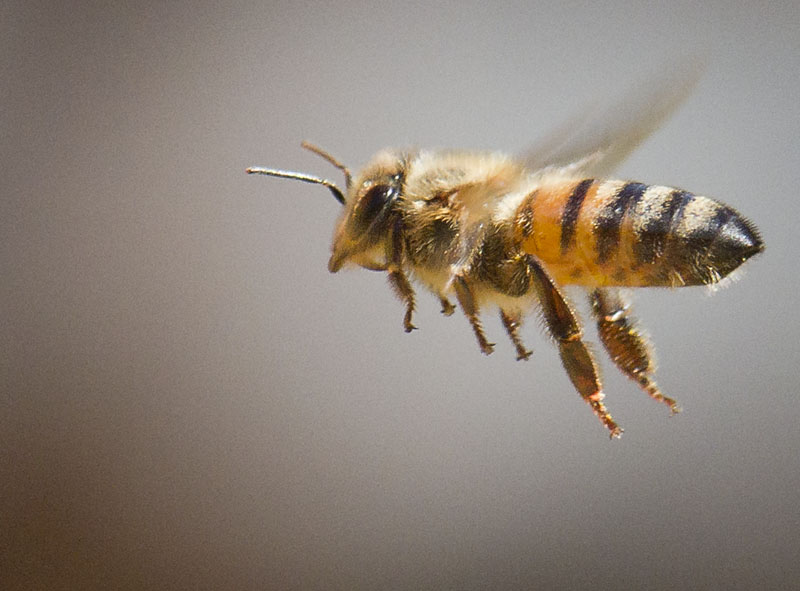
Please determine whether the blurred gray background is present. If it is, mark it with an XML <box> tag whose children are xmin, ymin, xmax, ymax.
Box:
<box><xmin>3</xmin><ymin>1</ymin><xmax>799</xmax><ymax>589</ymax></box>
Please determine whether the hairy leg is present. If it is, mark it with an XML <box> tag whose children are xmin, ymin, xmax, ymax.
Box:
<box><xmin>500</xmin><ymin>309</ymin><xmax>533</xmax><ymax>360</ymax></box>
<box><xmin>453</xmin><ymin>275</ymin><xmax>495</xmax><ymax>355</ymax></box>
<box><xmin>527</xmin><ymin>256</ymin><xmax>622</xmax><ymax>438</ymax></box>
<box><xmin>590</xmin><ymin>288</ymin><xmax>679</xmax><ymax>414</ymax></box>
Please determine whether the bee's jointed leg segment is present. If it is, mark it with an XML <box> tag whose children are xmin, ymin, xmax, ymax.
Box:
<box><xmin>387</xmin><ymin>270</ymin><xmax>417</xmax><ymax>332</ymax></box>
<box><xmin>387</xmin><ymin>219</ymin><xmax>417</xmax><ymax>332</ymax></box>
<box><xmin>590</xmin><ymin>289</ymin><xmax>679</xmax><ymax>414</ymax></box>
<box><xmin>439</xmin><ymin>296</ymin><xmax>456</xmax><ymax>316</ymax></box>
<box><xmin>500</xmin><ymin>309</ymin><xmax>532</xmax><ymax>360</ymax></box>
<box><xmin>453</xmin><ymin>275</ymin><xmax>495</xmax><ymax>355</ymax></box>
<box><xmin>386</xmin><ymin>218</ymin><xmax>417</xmax><ymax>332</ymax></box>
<box><xmin>526</xmin><ymin>256</ymin><xmax>622</xmax><ymax>438</ymax></box>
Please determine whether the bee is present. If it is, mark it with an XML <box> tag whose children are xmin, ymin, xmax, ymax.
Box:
<box><xmin>248</xmin><ymin>70</ymin><xmax>763</xmax><ymax>438</ymax></box>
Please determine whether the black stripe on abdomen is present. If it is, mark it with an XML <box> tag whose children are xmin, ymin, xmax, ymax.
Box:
<box><xmin>633</xmin><ymin>189</ymin><xmax>694</xmax><ymax>264</ymax></box>
<box><xmin>560</xmin><ymin>179</ymin><xmax>594</xmax><ymax>254</ymax></box>
<box><xmin>594</xmin><ymin>182</ymin><xmax>648</xmax><ymax>263</ymax></box>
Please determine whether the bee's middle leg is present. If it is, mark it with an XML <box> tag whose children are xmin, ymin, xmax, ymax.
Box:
<box><xmin>453</xmin><ymin>274</ymin><xmax>494</xmax><ymax>355</ymax></box>
<box><xmin>500</xmin><ymin>309</ymin><xmax>532</xmax><ymax>361</ymax></box>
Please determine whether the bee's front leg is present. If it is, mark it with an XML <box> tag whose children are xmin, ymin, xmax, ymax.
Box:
<box><xmin>357</xmin><ymin>261</ymin><xmax>416</xmax><ymax>331</ymax></box>
<box><xmin>387</xmin><ymin>270</ymin><xmax>417</xmax><ymax>332</ymax></box>
<box><xmin>386</xmin><ymin>219</ymin><xmax>417</xmax><ymax>333</ymax></box>
<box><xmin>439</xmin><ymin>296</ymin><xmax>456</xmax><ymax>316</ymax></box>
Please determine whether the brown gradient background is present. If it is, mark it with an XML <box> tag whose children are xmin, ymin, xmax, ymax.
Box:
<box><xmin>3</xmin><ymin>1</ymin><xmax>799</xmax><ymax>589</ymax></box>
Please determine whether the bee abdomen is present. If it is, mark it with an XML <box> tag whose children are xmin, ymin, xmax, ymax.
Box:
<box><xmin>517</xmin><ymin>179</ymin><xmax>763</xmax><ymax>287</ymax></box>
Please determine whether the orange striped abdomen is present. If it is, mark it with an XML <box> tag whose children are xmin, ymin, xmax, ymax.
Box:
<box><xmin>514</xmin><ymin>179</ymin><xmax>763</xmax><ymax>287</ymax></box>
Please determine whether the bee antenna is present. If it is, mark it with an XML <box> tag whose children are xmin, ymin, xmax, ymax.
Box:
<box><xmin>301</xmin><ymin>141</ymin><xmax>353</xmax><ymax>189</ymax></box>
<box><xmin>245</xmin><ymin>167</ymin><xmax>345</xmax><ymax>205</ymax></box>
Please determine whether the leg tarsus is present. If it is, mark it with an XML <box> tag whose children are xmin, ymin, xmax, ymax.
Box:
<box><xmin>525</xmin><ymin>256</ymin><xmax>622</xmax><ymax>437</ymax></box>
<box><xmin>558</xmin><ymin>337</ymin><xmax>622</xmax><ymax>437</ymax></box>
<box><xmin>453</xmin><ymin>275</ymin><xmax>494</xmax><ymax>355</ymax></box>
<box><xmin>386</xmin><ymin>218</ymin><xmax>417</xmax><ymax>333</ymax></box>
<box><xmin>387</xmin><ymin>270</ymin><xmax>417</xmax><ymax>333</ymax></box>
<box><xmin>500</xmin><ymin>309</ymin><xmax>533</xmax><ymax>361</ymax></box>
<box><xmin>590</xmin><ymin>288</ymin><xmax>680</xmax><ymax>414</ymax></box>
<box><xmin>635</xmin><ymin>373</ymin><xmax>681</xmax><ymax>415</ymax></box>
<box><xmin>439</xmin><ymin>296</ymin><xmax>456</xmax><ymax>316</ymax></box>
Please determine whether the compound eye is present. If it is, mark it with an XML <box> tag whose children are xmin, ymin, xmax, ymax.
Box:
<box><xmin>354</xmin><ymin>184</ymin><xmax>394</xmax><ymax>229</ymax></box>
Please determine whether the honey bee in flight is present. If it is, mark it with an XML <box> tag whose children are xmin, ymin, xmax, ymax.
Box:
<box><xmin>248</xmin><ymin>68</ymin><xmax>763</xmax><ymax>437</ymax></box>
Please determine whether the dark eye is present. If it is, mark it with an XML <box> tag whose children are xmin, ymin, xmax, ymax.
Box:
<box><xmin>355</xmin><ymin>184</ymin><xmax>393</xmax><ymax>228</ymax></box>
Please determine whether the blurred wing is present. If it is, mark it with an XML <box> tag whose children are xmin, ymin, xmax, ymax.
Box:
<box><xmin>521</xmin><ymin>57</ymin><xmax>705</xmax><ymax>178</ymax></box>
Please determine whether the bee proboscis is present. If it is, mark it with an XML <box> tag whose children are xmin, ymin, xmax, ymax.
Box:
<box><xmin>248</xmin><ymin>75</ymin><xmax>763</xmax><ymax>438</ymax></box>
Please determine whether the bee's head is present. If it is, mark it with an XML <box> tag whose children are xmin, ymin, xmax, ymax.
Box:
<box><xmin>328</xmin><ymin>150</ymin><xmax>406</xmax><ymax>273</ymax></box>
<box><xmin>247</xmin><ymin>143</ymin><xmax>407</xmax><ymax>273</ymax></box>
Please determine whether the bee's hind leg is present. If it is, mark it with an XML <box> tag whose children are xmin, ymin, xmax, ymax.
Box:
<box><xmin>589</xmin><ymin>288</ymin><xmax>680</xmax><ymax>414</ymax></box>
<box><xmin>526</xmin><ymin>256</ymin><xmax>622</xmax><ymax>438</ymax></box>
